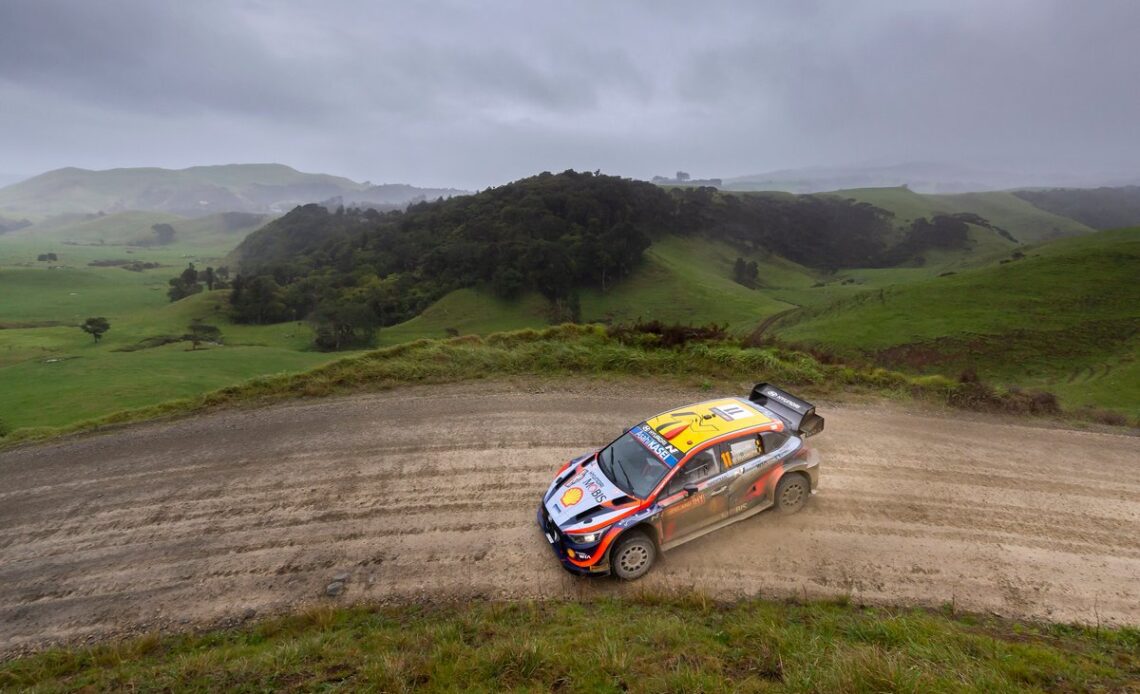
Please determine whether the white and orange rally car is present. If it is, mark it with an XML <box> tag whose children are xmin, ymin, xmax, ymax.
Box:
<box><xmin>538</xmin><ymin>384</ymin><xmax>824</xmax><ymax>579</ymax></box>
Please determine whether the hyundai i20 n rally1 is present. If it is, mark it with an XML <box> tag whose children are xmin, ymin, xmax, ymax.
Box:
<box><xmin>538</xmin><ymin>384</ymin><xmax>824</xmax><ymax>580</ymax></box>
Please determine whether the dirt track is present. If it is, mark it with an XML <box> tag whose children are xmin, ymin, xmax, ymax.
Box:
<box><xmin>2</xmin><ymin>382</ymin><xmax>1138</xmax><ymax>655</ymax></box>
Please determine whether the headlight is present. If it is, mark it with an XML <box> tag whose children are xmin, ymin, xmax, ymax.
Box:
<box><xmin>567</xmin><ymin>531</ymin><xmax>601</xmax><ymax>545</ymax></box>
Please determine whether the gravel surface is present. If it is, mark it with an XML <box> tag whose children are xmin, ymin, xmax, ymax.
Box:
<box><xmin>1</xmin><ymin>381</ymin><xmax>1138</xmax><ymax>656</ymax></box>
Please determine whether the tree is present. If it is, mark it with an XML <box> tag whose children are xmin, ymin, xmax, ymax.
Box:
<box><xmin>80</xmin><ymin>317</ymin><xmax>110</xmax><ymax>343</ymax></box>
<box><xmin>152</xmin><ymin>223</ymin><xmax>176</xmax><ymax>245</ymax></box>
<box><xmin>203</xmin><ymin>266</ymin><xmax>216</xmax><ymax>291</ymax></box>
<box><xmin>37</xmin><ymin>253</ymin><xmax>58</xmax><ymax>262</ymax></box>
<box><xmin>167</xmin><ymin>263</ymin><xmax>204</xmax><ymax>301</ymax></box>
<box><xmin>231</xmin><ymin>275</ymin><xmax>288</xmax><ymax>324</ymax></box>
<box><xmin>745</xmin><ymin>260</ymin><xmax>759</xmax><ymax>286</ymax></box>
<box><xmin>186</xmin><ymin>319</ymin><xmax>221</xmax><ymax>350</ymax></box>
<box><xmin>310</xmin><ymin>297</ymin><xmax>378</xmax><ymax>351</ymax></box>
<box><xmin>732</xmin><ymin>257</ymin><xmax>759</xmax><ymax>288</ymax></box>
<box><xmin>676</xmin><ymin>171</ymin><xmax>690</xmax><ymax>182</ymax></box>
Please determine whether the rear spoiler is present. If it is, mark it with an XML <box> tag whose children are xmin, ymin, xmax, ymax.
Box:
<box><xmin>748</xmin><ymin>383</ymin><xmax>825</xmax><ymax>438</ymax></box>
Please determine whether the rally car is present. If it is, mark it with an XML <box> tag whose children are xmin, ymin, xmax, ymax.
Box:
<box><xmin>537</xmin><ymin>384</ymin><xmax>824</xmax><ymax>580</ymax></box>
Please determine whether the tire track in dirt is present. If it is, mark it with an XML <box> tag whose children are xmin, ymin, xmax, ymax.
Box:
<box><xmin>1</xmin><ymin>382</ymin><xmax>1138</xmax><ymax>656</ymax></box>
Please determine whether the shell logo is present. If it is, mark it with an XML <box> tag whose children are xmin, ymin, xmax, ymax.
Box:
<box><xmin>561</xmin><ymin>487</ymin><xmax>585</xmax><ymax>506</ymax></box>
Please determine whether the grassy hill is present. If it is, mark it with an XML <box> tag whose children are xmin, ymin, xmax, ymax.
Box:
<box><xmin>832</xmin><ymin>187</ymin><xmax>1094</xmax><ymax>243</ymax></box>
<box><xmin>772</xmin><ymin>228</ymin><xmax>1140</xmax><ymax>415</ymax></box>
<box><xmin>374</xmin><ymin>236</ymin><xmax>813</xmax><ymax>345</ymax></box>
<box><xmin>1012</xmin><ymin>186</ymin><xmax>1140</xmax><ymax>230</ymax></box>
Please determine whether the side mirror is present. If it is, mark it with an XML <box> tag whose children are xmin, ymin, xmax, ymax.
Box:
<box><xmin>683</xmin><ymin>484</ymin><xmax>699</xmax><ymax>497</ymax></box>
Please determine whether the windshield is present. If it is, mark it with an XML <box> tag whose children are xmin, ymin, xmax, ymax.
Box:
<box><xmin>597</xmin><ymin>432</ymin><xmax>670</xmax><ymax>499</ymax></box>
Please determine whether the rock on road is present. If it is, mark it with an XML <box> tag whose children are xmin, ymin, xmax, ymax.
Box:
<box><xmin>1</xmin><ymin>382</ymin><xmax>1138</xmax><ymax>655</ymax></box>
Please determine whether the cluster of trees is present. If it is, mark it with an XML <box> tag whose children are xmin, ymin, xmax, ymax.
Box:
<box><xmin>666</xmin><ymin>187</ymin><xmax>898</xmax><ymax>269</ymax></box>
<box><xmin>873</xmin><ymin>214</ymin><xmax>976</xmax><ymax>267</ymax></box>
<box><xmin>36</xmin><ymin>252</ymin><xmax>59</xmax><ymax>262</ymax></box>
<box><xmin>167</xmin><ymin>263</ymin><xmax>230</xmax><ymax>301</ymax></box>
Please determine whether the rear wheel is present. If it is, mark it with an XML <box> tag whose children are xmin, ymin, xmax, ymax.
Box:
<box><xmin>610</xmin><ymin>531</ymin><xmax>656</xmax><ymax>580</ymax></box>
<box><xmin>774</xmin><ymin>473</ymin><xmax>809</xmax><ymax>514</ymax></box>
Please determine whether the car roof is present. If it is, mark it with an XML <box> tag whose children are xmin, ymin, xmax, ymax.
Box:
<box><xmin>642</xmin><ymin>397</ymin><xmax>782</xmax><ymax>457</ymax></box>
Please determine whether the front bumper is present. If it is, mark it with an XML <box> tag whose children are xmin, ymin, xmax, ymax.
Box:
<box><xmin>536</xmin><ymin>504</ymin><xmax>610</xmax><ymax>576</ymax></box>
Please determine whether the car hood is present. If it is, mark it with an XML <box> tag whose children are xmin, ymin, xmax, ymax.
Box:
<box><xmin>544</xmin><ymin>459</ymin><xmax>634</xmax><ymax>530</ymax></box>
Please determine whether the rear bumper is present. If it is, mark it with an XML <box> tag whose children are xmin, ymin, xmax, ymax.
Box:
<box><xmin>536</xmin><ymin>504</ymin><xmax>610</xmax><ymax>576</ymax></box>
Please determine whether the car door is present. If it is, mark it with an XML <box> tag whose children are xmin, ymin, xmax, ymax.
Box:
<box><xmin>720</xmin><ymin>431</ymin><xmax>789</xmax><ymax>514</ymax></box>
<box><xmin>656</xmin><ymin>448</ymin><xmax>732</xmax><ymax>545</ymax></box>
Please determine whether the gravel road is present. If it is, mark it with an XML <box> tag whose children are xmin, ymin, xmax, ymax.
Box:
<box><xmin>2</xmin><ymin>382</ymin><xmax>1138</xmax><ymax>655</ymax></box>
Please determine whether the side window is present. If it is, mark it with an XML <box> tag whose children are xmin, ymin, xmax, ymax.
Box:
<box><xmin>664</xmin><ymin>449</ymin><xmax>721</xmax><ymax>496</ymax></box>
<box><xmin>720</xmin><ymin>434</ymin><xmax>763</xmax><ymax>469</ymax></box>
<box><xmin>760</xmin><ymin>432</ymin><xmax>790</xmax><ymax>454</ymax></box>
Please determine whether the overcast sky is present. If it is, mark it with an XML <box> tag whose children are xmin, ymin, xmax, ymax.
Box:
<box><xmin>1</xmin><ymin>0</ymin><xmax>1138</xmax><ymax>188</ymax></box>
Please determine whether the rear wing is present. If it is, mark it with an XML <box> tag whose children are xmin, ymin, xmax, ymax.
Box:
<box><xmin>748</xmin><ymin>383</ymin><xmax>825</xmax><ymax>438</ymax></box>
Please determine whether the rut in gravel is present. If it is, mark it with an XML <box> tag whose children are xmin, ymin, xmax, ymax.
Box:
<box><xmin>1</xmin><ymin>381</ymin><xmax>1138</xmax><ymax>656</ymax></box>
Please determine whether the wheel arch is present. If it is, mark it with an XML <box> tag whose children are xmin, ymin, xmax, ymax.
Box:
<box><xmin>620</xmin><ymin>521</ymin><xmax>660</xmax><ymax>550</ymax></box>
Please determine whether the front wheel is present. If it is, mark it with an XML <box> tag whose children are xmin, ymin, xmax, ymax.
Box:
<box><xmin>610</xmin><ymin>531</ymin><xmax>656</xmax><ymax>580</ymax></box>
<box><xmin>774</xmin><ymin>473</ymin><xmax>809</xmax><ymax>514</ymax></box>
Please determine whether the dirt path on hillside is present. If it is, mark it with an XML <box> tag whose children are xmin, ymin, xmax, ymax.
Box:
<box><xmin>2</xmin><ymin>382</ymin><xmax>1138</xmax><ymax>656</ymax></box>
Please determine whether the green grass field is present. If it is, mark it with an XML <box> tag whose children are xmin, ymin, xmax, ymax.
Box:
<box><xmin>0</xmin><ymin>236</ymin><xmax>337</xmax><ymax>431</ymax></box>
<box><xmin>3</xmin><ymin>597</ymin><xmax>1137</xmax><ymax>692</ymax></box>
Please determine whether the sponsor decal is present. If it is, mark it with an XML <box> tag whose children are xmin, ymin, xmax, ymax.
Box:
<box><xmin>763</xmin><ymin>388</ymin><xmax>807</xmax><ymax>413</ymax></box>
<box><xmin>711</xmin><ymin>404</ymin><xmax>755</xmax><ymax>421</ymax></box>
<box><xmin>561</xmin><ymin>487</ymin><xmax>584</xmax><ymax>506</ymax></box>
<box><xmin>663</xmin><ymin>491</ymin><xmax>706</xmax><ymax>517</ymax></box>
<box><xmin>581</xmin><ymin>472</ymin><xmax>607</xmax><ymax>503</ymax></box>
<box><xmin>631</xmin><ymin>424</ymin><xmax>682</xmax><ymax>465</ymax></box>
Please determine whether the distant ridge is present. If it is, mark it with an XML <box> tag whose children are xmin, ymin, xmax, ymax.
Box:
<box><xmin>0</xmin><ymin>163</ymin><xmax>468</xmax><ymax>218</ymax></box>
<box><xmin>723</xmin><ymin>162</ymin><xmax>1140</xmax><ymax>195</ymax></box>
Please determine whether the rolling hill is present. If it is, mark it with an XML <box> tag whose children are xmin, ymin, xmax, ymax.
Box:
<box><xmin>1012</xmin><ymin>186</ymin><xmax>1140</xmax><ymax>230</ymax></box>
<box><xmin>830</xmin><ymin>187</ymin><xmax>1094</xmax><ymax>243</ymax></box>
<box><xmin>0</xmin><ymin>164</ymin><xmax>467</xmax><ymax>218</ymax></box>
<box><xmin>771</xmin><ymin>228</ymin><xmax>1140</xmax><ymax>414</ymax></box>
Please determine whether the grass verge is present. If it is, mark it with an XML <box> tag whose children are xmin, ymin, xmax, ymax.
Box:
<box><xmin>2</xmin><ymin>323</ymin><xmax>1131</xmax><ymax>448</ymax></box>
<box><xmin>3</xmin><ymin>596</ymin><xmax>1137</xmax><ymax>692</ymax></box>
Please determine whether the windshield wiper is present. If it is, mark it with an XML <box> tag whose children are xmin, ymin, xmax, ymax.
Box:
<box><xmin>613</xmin><ymin>459</ymin><xmax>635</xmax><ymax>496</ymax></box>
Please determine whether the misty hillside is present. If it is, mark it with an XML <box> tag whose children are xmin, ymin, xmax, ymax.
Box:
<box><xmin>831</xmin><ymin>187</ymin><xmax>1095</xmax><ymax>244</ymax></box>
<box><xmin>1011</xmin><ymin>187</ymin><xmax>1140</xmax><ymax>230</ymax></box>
<box><xmin>0</xmin><ymin>164</ymin><xmax>468</xmax><ymax>218</ymax></box>
<box><xmin>723</xmin><ymin>162</ymin><xmax>1140</xmax><ymax>195</ymax></box>
<box><xmin>4</xmin><ymin>209</ymin><xmax>271</xmax><ymax>248</ymax></box>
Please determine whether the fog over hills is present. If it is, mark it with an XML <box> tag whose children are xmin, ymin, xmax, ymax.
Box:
<box><xmin>0</xmin><ymin>164</ymin><xmax>468</xmax><ymax>218</ymax></box>
<box><xmin>723</xmin><ymin>162</ymin><xmax>1140</xmax><ymax>195</ymax></box>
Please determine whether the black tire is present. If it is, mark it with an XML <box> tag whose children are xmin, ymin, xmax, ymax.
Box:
<box><xmin>610</xmin><ymin>530</ymin><xmax>656</xmax><ymax>580</ymax></box>
<box><xmin>774</xmin><ymin>473</ymin><xmax>809</xmax><ymax>514</ymax></box>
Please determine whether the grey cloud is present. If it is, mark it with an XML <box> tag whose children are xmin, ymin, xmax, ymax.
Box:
<box><xmin>1</xmin><ymin>0</ymin><xmax>1138</xmax><ymax>188</ymax></box>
